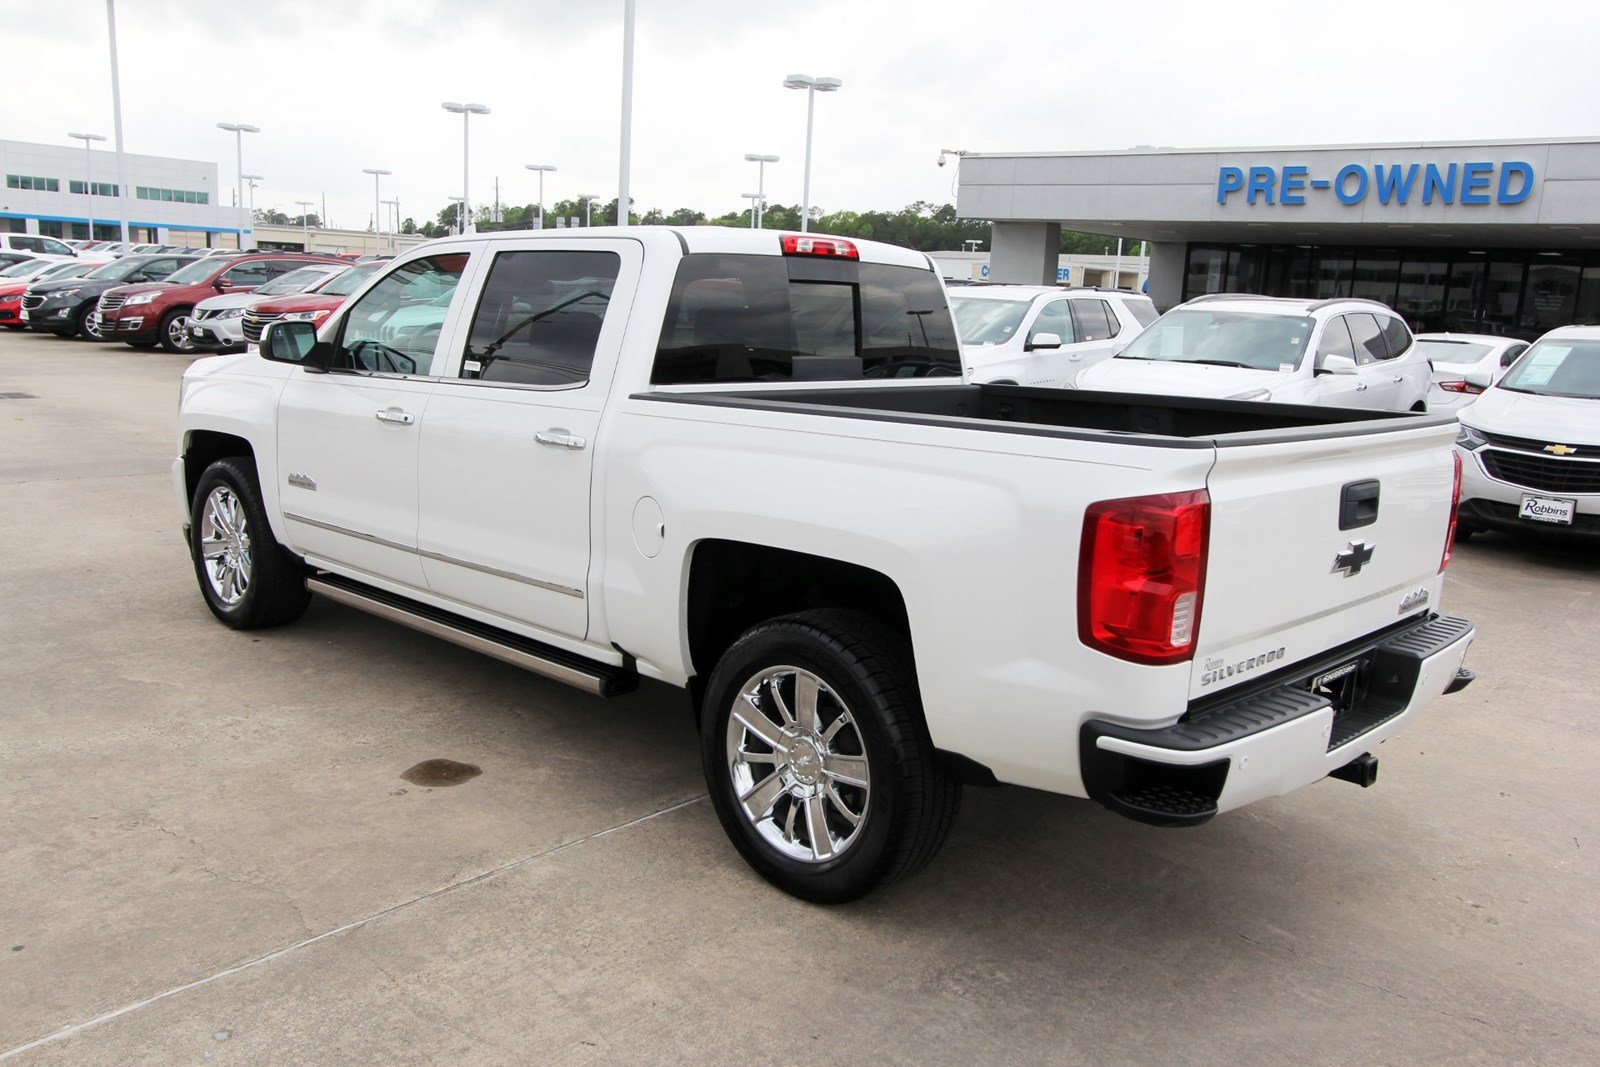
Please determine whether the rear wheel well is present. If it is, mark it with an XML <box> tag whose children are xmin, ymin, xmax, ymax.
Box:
<box><xmin>184</xmin><ymin>430</ymin><xmax>255</xmax><ymax>505</ymax></box>
<box><xmin>686</xmin><ymin>540</ymin><xmax>911</xmax><ymax>686</ymax></box>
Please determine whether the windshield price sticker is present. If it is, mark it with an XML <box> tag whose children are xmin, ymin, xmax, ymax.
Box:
<box><xmin>1519</xmin><ymin>495</ymin><xmax>1575</xmax><ymax>525</ymax></box>
<box><xmin>1517</xmin><ymin>345</ymin><xmax>1569</xmax><ymax>387</ymax></box>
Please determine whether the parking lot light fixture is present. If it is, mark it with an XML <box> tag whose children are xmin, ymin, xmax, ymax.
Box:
<box><xmin>526</xmin><ymin>164</ymin><xmax>556</xmax><ymax>229</ymax></box>
<box><xmin>782</xmin><ymin>75</ymin><xmax>841</xmax><ymax>232</ymax></box>
<box><xmin>447</xmin><ymin>196</ymin><xmax>466</xmax><ymax>235</ymax></box>
<box><xmin>579</xmin><ymin>194</ymin><xmax>601</xmax><ymax>227</ymax></box>
<box><xmin>442</xmin><ymin>102</ymin><xmax>490</xmax><ymax>233</ymax></box>
<box><xmin>741</xmin><ymin>192</ymin><xmax>765</xmax><ymax>228</ymax></box>
<box><xmin>362</xmin><ymin>168</ymin><xmax>391</xmax><ymax>254</ymax></box>
<box><xmin>216</xmin><ymin>122</ymin><xmax>260</xmax><ymax>248</ymax></box>
<box><xmin>382</xmin><ymin>198</ymin><xmax>399</xmax><ymax>249</ymax></box>
<box><xmin>743</xmin><ymin>153</ymin><xmax>778</xmax><ymax>228</ymax></box>
<box><xmin>294</xmin><ymin>200</ymin><xmax>315</xmax><ymax>250</ymax></box>
<box><xmin>242</xmin><ymin>174</ymin><xmax>263</xmax><ymax>218</ymax></box>
<box><xmin>68</xmin><ymin>132</ymin><xmax>107</xmax><ymax>240</ymax></box>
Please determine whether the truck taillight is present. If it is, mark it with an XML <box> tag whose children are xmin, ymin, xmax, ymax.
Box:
<box><xmin>1441</xmin><ymin>452</ymin><xmax>1462</xmax><ymax>573</ymax></box>
<box><xmin>780</xmin><ymin>234</ymin><xmax>858</xmax><ymax>259</ymax></box>
<box><xmin>1079</xmin><ymin>490</ymin><xmax>1210</xmax><ymax>665</ymax></box>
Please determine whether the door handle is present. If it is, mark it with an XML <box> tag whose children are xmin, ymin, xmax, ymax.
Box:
<box><xmin>535</xmin><ymin>430</ymin><xmax>587</xmax><ymax>450</ymax></box>
<box><xmin>1355</xmin><ymin>383</ymin><xmax>1369</xmax><ymax>391</ymax></box>
<box><xmin>1392</xmin><ymin>375</ymin><xmax>1405</xmax><ymax>383</ymax></box>
<box><xmin>375</xmin><ymin>409</ymin><xmax>415</xmax><ymax>425</ymax></box>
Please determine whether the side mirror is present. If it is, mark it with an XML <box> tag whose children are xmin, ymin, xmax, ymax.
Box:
<box><xmin>1316</xmin><ymin>352</ymin><xmax>1358</xmax><ymax>376</ymax></box>
<box><xmin>214</xmin><ymin>278</ymin><xmax>233</xmax><ymax>291</ymax></box>
<box><xmin>261</xmin><ymin>319</ymin><xmax>328</xmax><ymax>371</ymax></box>
<box><xmin>1025</xmin><ymin>332</ymin><xmax>1064</xmax><ymax>351</ymax></box>
<box><xmin>1464</xmin><ymin>368</ymin><xmax>1494</xmax><ymax>390</ymax></box>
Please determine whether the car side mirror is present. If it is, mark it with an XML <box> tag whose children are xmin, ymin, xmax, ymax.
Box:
<box><xmin>214</xmin><ymin>278</ymin><xmax>233</xmax><ymax>291</ymax></box>
<box><xmin>1464</xmin><ymin>368</ymin><xmax>1494</xmax><ymax>390</ymax></box>
<box><xmin>1025</xmin><ymin>332</ymin><xmax>1063</xmax><ymax>351</ymax></box>
<box><xmin>261</xmin><ymin>319</ymin><xmax>329</xmax><ymax>371</ymax></box>
<box><xmin>1315</xmin><ymin>353</ymin><xmax>1358</xmax><ymax>376</ymax></box>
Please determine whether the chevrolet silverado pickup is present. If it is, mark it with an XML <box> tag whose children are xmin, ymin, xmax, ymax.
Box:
<box><xmin>174</xmin><ymin>227</ymin><xmax>1477</xmax><ymax>902</ymax></box>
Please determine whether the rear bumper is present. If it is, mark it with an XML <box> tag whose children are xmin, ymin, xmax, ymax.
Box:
<box><xmin>1080</xmin><ymin>614</ymin><xmax>1475</xmax><ymax>826</ymax></box>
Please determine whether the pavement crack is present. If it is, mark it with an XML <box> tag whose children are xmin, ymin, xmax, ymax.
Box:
<box><xmin>0</xmin><ymin>793</ymin><xmax>708</xmax><ymax>1062</ymax></box>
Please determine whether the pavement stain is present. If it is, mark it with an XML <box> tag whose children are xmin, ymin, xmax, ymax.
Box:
<box><xmin>399</xmin><ymin>759</ymin><xmax>482</xmax><ymax>788</ymax></box>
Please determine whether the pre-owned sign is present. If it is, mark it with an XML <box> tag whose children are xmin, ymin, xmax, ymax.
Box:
<box><xmin>1217</xmin><ymin>161</ymin><xmax>1535</xmax><ymax>207</ymax></box>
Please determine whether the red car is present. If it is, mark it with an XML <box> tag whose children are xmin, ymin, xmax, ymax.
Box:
<box><xmin>240</xmin><ymin>261</ymin><xmax>383</xmax><ymax>344</ymax></box>
<box><xmin>95</xmin><ymin>252</ymin><xmax>344</xmax><ymax>352</ymax></box>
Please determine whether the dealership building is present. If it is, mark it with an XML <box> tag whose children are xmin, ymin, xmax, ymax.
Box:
<box><xmin>957</xmin><ymin>137</ymin><xmax>1600</xmax><ymax>337</ymax></box>
<box><xmin>1</xmin><ymin>138</ymin><xmax>250</xmax><ymax>246</ymax></box>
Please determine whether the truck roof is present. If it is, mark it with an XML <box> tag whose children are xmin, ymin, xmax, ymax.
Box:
<box><xmin>439</xmin><ymin>225</ymin><xmax>934</xmax><ymax>270</ymax></box>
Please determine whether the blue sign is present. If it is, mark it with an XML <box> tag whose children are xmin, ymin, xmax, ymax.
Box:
<box><xmin>977</xmin><ymin>265</ymin><xmax>1073</xmax><ymax>283</ymax></box>
<box><xmin>1217</xmin><ymin>161</ymin><xmax>1535</xmax><ymax>207</ymax></box>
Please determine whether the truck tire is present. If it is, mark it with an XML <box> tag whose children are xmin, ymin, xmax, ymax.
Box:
<box><xmin>188</xmin><ymin>457</ymin><xmax>311</xmax><ymax>629</ymax></box>
<box><xmin>159</xmin><ymin>307</ymin><xmax>195</xmax><ymax>353</ymax></box>
<box><xmin>700</xmin><ymin>609</ymin><xmax>961</xmax><ymax>903</ymax></box>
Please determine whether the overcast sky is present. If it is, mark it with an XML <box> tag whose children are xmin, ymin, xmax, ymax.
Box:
<box><xmin>10</xmin><ymin>0</ymin><xmax>1599</xmax><ymax>230</ymax></box>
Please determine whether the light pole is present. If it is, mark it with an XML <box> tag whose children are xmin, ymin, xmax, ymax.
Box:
<box><xmin>242</xmin><ymin>173</ymin><xmax>263</xmax><ymax>219</ymax></box>
<box><xmin>382</xmin><ymin>198</ymin><xmax>399</xmax><ymax>249</ymax></box>
<box><xmin>105</xmin><ymin>1</ymin><xmax>129</xmax><ymax>242</ymax></box>
<box><xmin>619</xmin><ymin>0</ymin><xmax>635</xmax><ymax>227</ymax></box>
<box><xmin>447</xmin><ymin>196</ymin><xmax>466</xmax><ymax>235</ymax></box>
<box><xmin>743</xmin><ymin>153</ymin><xmax>778</xmax><ymax>228</ymax></box>
<box><xmin>216</xmin><ymin>121</ymin><xmax>259</xmax><ymax>249</ymax></box>
<box><xmin>294</xmin><ymin>200</ymin><xmax>315</xmax><ymax>251</ymax></box>
<box><xmin>68</xmin><ymin>132</ymin><xmax>107</xmax><ymax>241</ymax></box>
<box><xmin>579</xmin><ymin>194</ymin><xmax>600</xmax><ymax>227</ymax></box>
<box><xmin>781</xmin><ymin>74</ymin><xmax>841</xmax><ymax>232</ymax></box>
<box><xmin>962</xmin><ymin>238</ymin><xmax>983</xmax><ymax>253</ymax></box>
<box><xmin>525</xmin><ymin>164</ymin><xmax>556</xmax><ymax>229</ymax></box>
<box><xmin>741</xmin><ymin>193</ymin><xmax>765</xmax><ymax>228</ymax></box>
<box><xmin>362</xmin><ymin>168</ymin><xmax>391</xmax><ymax>254</ymax></box>
<box><xmin>441</xmin><ymin>101</ymin><xmax>489</xmax><ymax>233</ymax></box>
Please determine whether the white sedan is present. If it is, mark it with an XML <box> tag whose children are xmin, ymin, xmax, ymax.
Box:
<box><xmin>1414</xmin><ymin>333</ymin><xmax>1529</xmax><ymax>414</ymax></box>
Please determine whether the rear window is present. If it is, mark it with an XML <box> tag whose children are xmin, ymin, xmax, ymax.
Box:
<box><xmin>1124</xmin><ymin>299</ymin><xmax>1159</xmax><ymax>328</ymax></box>
<box><xmin>652</xmin><ymin>253</ymin><xmax>959</xmax><ymax>384</ymax></box>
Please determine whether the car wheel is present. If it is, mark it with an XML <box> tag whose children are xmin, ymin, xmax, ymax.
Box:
<box><xmin>1410</xmin><ymin>401</ymin><xmax>1427</xmax><ymax>412</ymax></box>
<box><xmin>77</xmin><ymin>304</ymin><xmax>106</xmax><ymax>341</ymax></box>
<box><xmin>159</xmin><ymin>308</ymin><xmax>196</xmax><ymax>353</ymax></box>
<box><xmin>700</xmin><ymin>609</ymin><xmax>961</xmax><ymax>903</ymax></box>
<box><xmin>188</xmin><ymin>457</ymin><xmax>311</xmax><ymax>630</ymax></box>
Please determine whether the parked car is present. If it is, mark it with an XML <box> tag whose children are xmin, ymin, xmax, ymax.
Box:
<box><xmin>0</xmin><ymin>233</ymin><xmax>78</xmax><ymax>262</ymax></box>
<box><xmin>949</xmin><ymin>285</ymin><xmax>1158</xmax><ymax>387</ymax></box>
<box><xmin>96</xmin><ymin>252</ymin><xmax>344</xmax><ymax>352</ymax></box>
<box><xmin>21</xmin><ymin>253</ymin><xmax>199</xmax><ymax>338</ymax></box>
<box><xmin>240</xmin><ymin>261</ymin><xmax>384</xmax><ymax>346</ymax></box>
<box><xmin>1074</xmin><ymin>295</ymin><xmax>1430</xmax><ymax>411</ymax></box>
<box><xmin>187</xmin><ymin>263</ymin><xmax>346</xmax><ymax>351</ymax></box>
<box><xmin>175</xmin><ymin>227</ymin><xmax>1476</xmax><ymax>901</ymax></box>
<box><xmin>0</xmin><ymin>260</ymin><xmax>98</xmax><ymax>329</ymax></box>
<box><xmin>1417</xmin><ymin>333</ymin><xmax>1529</xmax><ymax>415</ymax></box>
<box><xmin>1455</xmin><ymin>326</ymin><xmax>1600</xmax><ymax>540</ymax></box>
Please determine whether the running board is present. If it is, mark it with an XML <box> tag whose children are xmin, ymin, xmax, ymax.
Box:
<box><xmin>307</xmin><ymin>573</ymin><xmax>638</xmax><ymax>697</ymax></box>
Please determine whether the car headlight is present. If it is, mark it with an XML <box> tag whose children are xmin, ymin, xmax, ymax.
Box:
<box><xmin>215</xmin><ymin>308</ymin><xmax>245</xmax><ymax>319</ymax></box>
<box><xmin>1228</xmin><ymin>388</ymin><xmax>1272</xmax><ymax>401</ymax></box>
<box><xmin>281</xmin><ymin>310</ymin><xmax>324</xmax><ymax>321</ymax></box>
<box><xmin>124</xmin><ymin>292</ymin><xmax>157</xmax><ymax>306</ymax></box>
<box><xmin>1456</xmin><ymin>423</ymin><xmax>1488</xmax><ymax>451</ymax></box>
<box><xmin>53</xmin><ymin>288</ymin><xmax>80</xmax><ymax>299</ymax></box>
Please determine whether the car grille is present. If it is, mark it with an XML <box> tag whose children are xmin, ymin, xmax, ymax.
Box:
<box><xmin>1481</xmin><ymin>429</ymin><xmax>1600</xmax><ymax>459</ymax></box>
<box><xmin>98</xmin><ymin>293</ymin><xmax>126</xmax><ymax>314</ymax></box>
<box><xmin>20</xmin><ymin>294</ymin><xmax>45</xmax><ymax>311</ymax></box>
<box><xmin>242</xmin><ymin>311</ymin><xmax>282</xmax><ymax>343</ymax></box>
<box><xmin>1481</xmin><ymin>450</ymin><xmax>1600</xmax><ymax>495</ymax></box>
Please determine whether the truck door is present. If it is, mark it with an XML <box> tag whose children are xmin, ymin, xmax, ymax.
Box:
<box><xmin>276</xmin><ymin>251</ymin><xmax>476</xmax><ymax>590</ymax></box>
<box><xmin>416</xmin><ymin>239</ymin><xmax>641</xmax><ymax>641</ymax></box>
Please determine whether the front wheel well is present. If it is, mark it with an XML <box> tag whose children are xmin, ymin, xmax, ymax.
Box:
<box><xmin>184</xmin><ymin>430</ymin><xmax>255</xmax><ymax>504</ymax></box>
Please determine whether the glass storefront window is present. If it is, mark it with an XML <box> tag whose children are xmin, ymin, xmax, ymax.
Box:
<box><xmin>1313</xmin><ymin>250</ymin><xmax>1354</xmax><ymax>299</ymax></box>
<box><xmin>1574</xmin><ymin>255</ymin><xmax>1600</xmax><ymax>328</ymax></box>
<box><xmin>1351</xmin><ymin>249</ymin><xmax>1400</xmax><ymax>305</ymax></box>
<box><xmin>1520</xmin><ymin>253</ymin><xmax>1581</xmax><ymax>335</ymax></box>
<box><xmin>1396</xmin><ymin>257</ymin><xmax>1448</xmax><ymax>332</ymax></box>
<box><xmin>1183</xmin><ymin>246</ymin><xmax>1228</xmax><ymax>300</ymax></box>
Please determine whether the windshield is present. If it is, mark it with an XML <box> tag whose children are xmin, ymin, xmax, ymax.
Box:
<box><xmin>1497</xmin><ymin>340</ymin><xmax>1600</xmax><ymax>399</ymax></box>
<box><xmin>84</xmin><ymin>256</ymin><xmax>163</xmax><ymax>281</ymax></box>
<box><xmin>1118</xmin><ymin>309</ymin><xmax>1316</xmax><ymax>371</ymax></box>
<box><xmin>254</xmin><ymin>266</ymin><xmax>337</xmax><ymax>296</ymax></box>
<box><xmin>165</xmin><ymin>257</ymin><xmax>224</xmax><ymax>285</ymax></box>
<box><xmin>1415</xmin><ymin>339</ymin><xmax>1492</xmax><ymax>366</ymax></box>
<box><xmin>316</xmin><ymin>264</ymin><xmax>380</xmax><ymax>297</ymax></box>
<box><xmin>0</xmin><ymin>260</ymin><xmax>46</xmax><ymax>278</ymax></box>
<box><xmin>949</xmin><ymin>296</ymin><xmax>1032</xmax><ymax>345</ymax></box>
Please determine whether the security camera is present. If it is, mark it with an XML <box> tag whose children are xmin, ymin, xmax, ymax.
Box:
<box><xmin>937</xmin><ymin>156</ymin><xmax>947</xmax><ymax>168</ymax></box>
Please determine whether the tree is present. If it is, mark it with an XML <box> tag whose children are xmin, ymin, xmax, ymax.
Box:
<box><xmin>252</xmin><ymin>208</ymin><xmax>291</xmax><ymax>225</ymax></box>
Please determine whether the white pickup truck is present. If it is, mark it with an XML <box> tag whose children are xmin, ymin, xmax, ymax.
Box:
<box><xmin>175</xmin><ymin>227</ymin><xmax>1478</xmax><ymax>902</ymax></box>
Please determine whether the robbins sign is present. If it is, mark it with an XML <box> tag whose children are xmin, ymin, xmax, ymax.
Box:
<box><xmin>1216</xmin><ymin>161</ymin><xmax>1536</xmax><ymax>207</ymax></box>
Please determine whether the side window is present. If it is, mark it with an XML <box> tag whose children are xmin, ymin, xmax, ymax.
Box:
<box><xmin>335</xmin><ymin>253</ymin><xmax>469</xmax><ymax>374</ymax></box>
<box><xmin>1501</xmin><ymin>343</ymin><xmax>1527</xmax><ymax>368</ymax></box>
<box><xmin>1347</xmin><ymin>313</ymin><xmax>1388</xmax><ymax>364</ymax></box>
<box><xmin>220</xmin><ymin>261</ymin><xmax>272</xmax><ymax>288</ymax></box>
<box><xmin>1101</xmin><ymin>300</ymin><xmax>1122</xmax><ymax>337</ymax></box>
<box><xmin>1378</xmin><ymin>316</ymin><xmax>1411</xmax><ymax>360</ymax></box>
<box><xmin>1317</xmin><ymin>316</ymin><xmax>1356</xmax><ymax>360</ymax></box>
<box><xmin>41</xmin><ymin>238</ymin><xmax>73</xmax><ymax>256</ymax></box>
<box><xmin>462</xmin><ymin>250</ymin><xmax>620</xmax><ymax>387</ymax></box>
<box><xmin>1125</xmin><ymin>300</ymin><xmax>1160</xmax><ymax>328</ymax></box>
<box><xmin>1070</xmin><ymin>298</ymin><xmax>1114</xmax><ymax>342</ymax></box>
<box><xmin>1028</xmin><ymin>300</ymin><xmax>1076</xmax><ymax>344</ymax></box>
<box><xmin>14</xmin><ymin>236</ymin><xmax>43</xmax><ymax>253</ymax></box>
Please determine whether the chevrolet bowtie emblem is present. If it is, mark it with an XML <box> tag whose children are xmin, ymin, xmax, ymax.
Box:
<box><xmin>1544</xmin><ymin>444</ymin><xmax>1578</xmax><ymax>456</ymax></box>
<box><xmin>1332</xmin><ymin>540</ymin><xmax>1374</xmax><ymax>577</ymax></box>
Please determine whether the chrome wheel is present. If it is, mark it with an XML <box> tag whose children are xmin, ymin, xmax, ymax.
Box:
<box><xmin>725</xmin><ymin>665</ymin><xmax>871</xmax><ymax>863</ymax></box>
<box><xmin>166</xmin><ymin>313</ymin><xmax>194</xmax><ymax>351</ymax></box>
<box><xmin>82</xmin><ymin>308</ymin><xmax>105</xmax><ymax>340</ymax></box>
<box><xmin>199</xmin><ymin>485</ymin><xmax>252</xmax><ymax>606</ymax></box>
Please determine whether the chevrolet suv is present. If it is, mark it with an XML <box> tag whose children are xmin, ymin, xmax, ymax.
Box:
<box><xmin>96</xmin><ymin>253</ymin><xmax>343</xmax><ymax>352</ymax></box>
<box><xmin>22</xmin><ymin>254</ymin><xmax>200</xmax><ymax>338</ymax></box>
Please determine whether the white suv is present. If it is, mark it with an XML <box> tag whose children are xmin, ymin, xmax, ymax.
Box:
<box><xmin>0</xmin><ymin>233</ymin><xmax>79</xmax><ymax>262</ymax></box>
<box><xmin>1075</xmin><ymin>295</ymin><xmax>1430</xmax><ymax>411</ymax></box>
<box><xmin>949</xmin><ymin>285</ymin><xmax>1158</xmax><ymax>388</ymax></box>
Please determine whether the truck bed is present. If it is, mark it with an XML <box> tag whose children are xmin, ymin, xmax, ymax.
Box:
<box><xmin>636</xmin><ymin>383</ymin><xmax>1454</xmax><ymax>447</ymax></box>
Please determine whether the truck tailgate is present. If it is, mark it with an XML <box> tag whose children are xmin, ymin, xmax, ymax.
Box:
<box><xmin>1192</xmin><ymin>422</ymin><xmax>1457</xmax><ymax>700</ymax></box>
